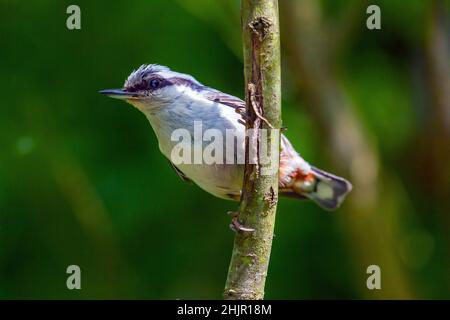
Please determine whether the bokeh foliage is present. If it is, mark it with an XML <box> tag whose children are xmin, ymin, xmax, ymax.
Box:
<box><xmin>0</xmin><ymin>0</ymin><xmax>449</xmax><ymax>299</ymax></box>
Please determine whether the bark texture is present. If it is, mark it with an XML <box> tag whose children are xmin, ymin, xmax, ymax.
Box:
<box><xmin>224</xmin><ymin>0</ymin><xmax>282</xmax><ymax>300</ymax></box>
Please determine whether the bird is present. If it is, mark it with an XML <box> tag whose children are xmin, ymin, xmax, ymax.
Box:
<box><xmin>100</xmin><ymin>64</ymin><xmax>352</xmax><ymax>211</ymax></box>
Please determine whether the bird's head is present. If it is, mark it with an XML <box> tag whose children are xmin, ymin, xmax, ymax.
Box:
<box><xmin>100</xmin><ymin>64</ymin><xmax>204</xmax><ymax>113</ymax></box>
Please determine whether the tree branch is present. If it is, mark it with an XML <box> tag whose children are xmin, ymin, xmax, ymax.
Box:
<box><xmin>224</xmin><ymin>0</ymin><xmax>282</xmax><ymax>300</ymax></box>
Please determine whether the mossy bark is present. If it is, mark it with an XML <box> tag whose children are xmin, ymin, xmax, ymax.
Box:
<box><xmin>224</xmin><ymin>0</ymin><xmax>281</xmax><ymax>300</ymax></box>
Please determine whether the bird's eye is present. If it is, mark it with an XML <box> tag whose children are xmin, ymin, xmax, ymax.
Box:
<box><xmin>149</xmin><ymin>79</ymin><xmax>160</xmax><ymax>89</ymax></box>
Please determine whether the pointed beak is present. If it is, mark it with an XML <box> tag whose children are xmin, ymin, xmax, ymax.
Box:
<box><xmin>99</xmin><ymin>89</ymin><xmax>142</xmax><ymax>100</ymax></box>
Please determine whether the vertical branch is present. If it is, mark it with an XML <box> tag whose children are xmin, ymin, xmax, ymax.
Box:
<box><xmin>224</xmin><ymin>0</ymin><xmax>281</xmax><ymax>300</ymax></box>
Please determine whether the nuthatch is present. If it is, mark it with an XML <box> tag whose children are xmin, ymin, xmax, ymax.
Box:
<box><xmin>100</xmin><ymin>65</ymin><xmax>352</xmax><ymax>210</ymax></box>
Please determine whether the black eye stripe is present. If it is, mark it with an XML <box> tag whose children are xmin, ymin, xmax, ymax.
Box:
<box><xmin>126</xmin><ymin>75</ymin><xmax>204</xmax><ymax>92</ymax></box>
<box><xmin>166</xmin><ymin>77</ymin><xmax>205</xmax><ymax>91</ymax></box>
<box><xmin>145</xmin><ymin>76</ymin><xmax>168</xmax><ymax>90</ymax></box>
<box><xmin>149</xmin><ymin>79</ymin><xmax>160</xmax><ymax>89</ymax></box>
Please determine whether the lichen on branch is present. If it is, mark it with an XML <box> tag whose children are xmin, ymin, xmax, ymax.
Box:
<box><xmin>224</xmin><ymin>0</ymin><xmax>282</xmax><ymax>300</ymax></box>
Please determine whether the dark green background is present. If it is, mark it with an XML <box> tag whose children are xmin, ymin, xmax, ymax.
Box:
<box><xmin>0</xmin><ymin>0</ymin><xmax>449</xmax><ymax>299</ymax></box>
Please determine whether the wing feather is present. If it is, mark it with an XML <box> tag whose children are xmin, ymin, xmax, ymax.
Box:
<box><xmin>204</xmin><ymin>90</ymin><xmax>246</xmax><ymax>109</ymax></box>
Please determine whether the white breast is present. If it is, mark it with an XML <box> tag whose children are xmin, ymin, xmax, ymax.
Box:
<box><xmin>144</xmin><ymin>88</ymin><xmax>245</xmax><ymax>200</ymax></box>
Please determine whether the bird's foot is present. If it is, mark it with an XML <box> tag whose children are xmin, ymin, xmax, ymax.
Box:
<box><xmin>227</xmin><ymin>211</ymin><xmax>255</xmax><ymax>233</ymax></box>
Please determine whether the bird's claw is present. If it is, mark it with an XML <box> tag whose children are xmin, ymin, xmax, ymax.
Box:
<box><xmin>227</xmin><ymin>211</ymin><xmax>255</xmax><ymax>233</ymax></box>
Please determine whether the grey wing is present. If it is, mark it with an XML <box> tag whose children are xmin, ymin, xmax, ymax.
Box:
<box><xmin>204</xmin><ymin>89</ymin><xmax>246</xmax><ymax>109</ymax></box>
<box><xmin>201</xmin><ymin>90</ymin><xmax>312</xmax><ymax>200</ymax></box>
<box><xmin>167</xmin><ymin>160</ymin><xmax>192</xmax><ymax>184</ymax></box>
<box><xmin>203</xmin><ymin>90</ymin><xmax>247</xmax><ymax>124</ymax></box>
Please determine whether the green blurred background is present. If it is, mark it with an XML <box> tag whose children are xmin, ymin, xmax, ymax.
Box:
<box><xmin>0</xmin><ymin>0</ymin><xmax>449</xmax><ymax>299</ymax></box>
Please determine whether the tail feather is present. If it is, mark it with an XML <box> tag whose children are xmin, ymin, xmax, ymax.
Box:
<box><xmin>291</xmin><ymin>166</ymin><xmax>352</xmax><ymax>211</ymax></box>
